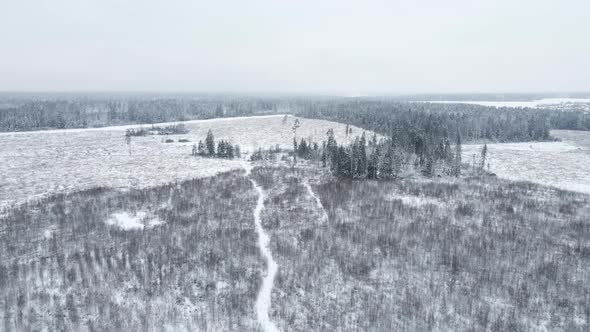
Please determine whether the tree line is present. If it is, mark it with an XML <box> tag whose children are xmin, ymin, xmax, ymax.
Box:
<box><xmin>1</xmin><ymin>96</ymin><xmax>588</xmax><ymax>141</ymax></box>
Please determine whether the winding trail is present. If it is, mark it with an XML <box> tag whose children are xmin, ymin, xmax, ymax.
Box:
<box><xmin>303</xmin><ymin>180</ymin><xmax>329</xmax><ymax>223</ymax></box>
<box><xmin>243</xmin><ymin>162</ymin><xmax>280</xmax><ymax>332</ymax></box>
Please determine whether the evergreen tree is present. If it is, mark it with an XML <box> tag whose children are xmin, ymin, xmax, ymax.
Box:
<box><xmin>422</xmin><ymin>153</ymin><xmax>435</xmax><ymax>177</ymax></box>
<box><xmin>227</xmin><ymin>143</ymin><xmax>234</xmax><ymax>159</ymax></box>
<box><xmin>454</xmin><ymin>130</ymin><xmax>462</xmax><ymax>177</ymax></box>
<box><xmin>378</xmin><ymin>145</ymin><xmax>394</xmax><ymax>179</ymax></box>
<box><xmin>298</xmin><ymin>138</ymin><xmax>309</xmax><ymax>159</ymax></box>
<box><xmin>480</xmin><ymin>144</ymin><xmax>488</xmax><ymax>171</ymax></box>
<box><xmin>350</xmin><ymin>137</ymin><xmax>358</xmax><ymax>176</ymax></box>
<box><xmin>367</xmin><ymin>147</ymin><xmax>379</xmax><ymax>179</ymax></box>
<box><xmin>197</xmin><ymin>140</ymin><xmax>206</xmax><ymax>155</ymax></box>
<box><xmin>444</xmin><ymin>138</ymin><xmax>452</xmax><ymax>162</ymax></box>
<box><xmin>357</xmin><ymin>132</ymin><xmax>367</xmax><ymax>177</ymax></box>
<box><xmin>337</xmin><ymin>146</ymin><xmax>352</xmax><ymax>178</ymax></box>
<box><xmin>216</xmin><ymin>140</ymin><xmax>234</xmax><ymax>158</ymax></box>
<box><xmin>293</xmin><ymin>137</ymin><xmax>298</xmax><ymax>163</ymax></box>
<box><xmin>321</xmin><ymin>142</ymin><xmax>327</xmax><ymax>167</ymax></box>
<box><xmin>326</xmin><ymin>129</ymin><xmax>338</xmax><ymax>171</ymax></box>
<box><xmin>205</xmin><ymin>129</ymin><xmax>215</xmax><ymax>156</ymax></box>
<box><xmin>234</xmin><ymin>145</ymin><xmax>241</xmax><ymax>159</ymax></box>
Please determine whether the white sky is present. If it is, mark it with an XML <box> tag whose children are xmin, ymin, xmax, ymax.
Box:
<box><xmin>0</xmin><ymin>0</ymin><xmax>589</xmax><ymax>94</ymax></box>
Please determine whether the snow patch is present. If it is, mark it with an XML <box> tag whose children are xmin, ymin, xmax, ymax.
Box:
<box><xmin>389</xmin><ymin>193</ymin><xmax>445</xmax><ymax>208</ymax></box>
<box><xmin>43</xmin><ymin>227</ymin><xmax>55</xmax><ymax>239</ymax></box>
<box><xmin>105</xmin><ymin>210</ymin><xmax>165</xmax><ymax>230</ymax></box>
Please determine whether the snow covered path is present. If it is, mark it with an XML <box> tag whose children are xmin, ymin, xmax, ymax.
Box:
<box><xmin>243</xmin><ymin>162</ymin><xmax>280</xmax><ymax>332</ymax></box>
<box><xmin>303</xmin><ymin>180</ymin><xmax>329</xmax><ymax>223</ymax></box>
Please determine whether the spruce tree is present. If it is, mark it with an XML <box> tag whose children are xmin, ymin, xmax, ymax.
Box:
<box><xmin>197</xmin><ymin>140</ymin><xmax>206</xmax><ymax>155</ymax></box>
<box><xmin>480</xmin><ymin>144</ymin><xmax>488</xmax><ymax>171</ymax></box>
<box><xmin>293</xmin><ymin>137</ymin><xmax>298</xmax><ymax>163</ymax></box>
<box><xmin>454</xmin><ymin>130</ymin><xmax>462</xmax><ymax>177</ymax></box>
<box><xmin>205</xmin><ymin>129</ymin><xmax>215</xmax><ymax>156</ymax></box>
<box><xmin>217</xmin><ymin>140</ymin><xmax>224</xmax><ymax>158</ymax></box>
<box><xmin>234</xmin><ymin>145</ymin><xmax>241</xmax><ymax>159</ymax></box>
<box><xmin>227</xmin><ymin>143</ymin><xmax>234</xmax><ymax>159</ymax></box>
<box><xmin>337</xmin><ymin>146</ymin><xmax>352</xmax><ymax>178</ymax></box>
<box><xmin>357</xmin><ymin>133</ymin><xmax>367</xmax><ymax>177</ymax></box>
<box><xmin>367</xmin><ymin>148</ymin><xmax>378</xmax><ymax>179</ymax></box>
<box><xmin>321</xmin><ymin>142</ymin><xmax>327</xmax><ymax>167</ymax></box>
<box><xmin>351</xmin><ymin>137</ymin><xmax>359</xmax><ymax>177</ymax></box>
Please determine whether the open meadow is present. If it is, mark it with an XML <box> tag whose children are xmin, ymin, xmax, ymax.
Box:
<box><xmin>463</xmin><ymin>130</ymin><xmax>590</xmax><ymax>194</ymax></box>
<box><xmin>0</xmin><ymin>115</ymin><xmax>369</xmax><ymax>210</ymax></box>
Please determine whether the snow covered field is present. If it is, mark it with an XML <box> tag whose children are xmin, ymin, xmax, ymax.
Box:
<box><xmin>463</xmin><ymin>130</ymin><xmax>590</xmax><ymax>194</ymax></box>
<box><xmin>0</xmin><ymin>115</ymin><xmax>367</xmax><ymax>209</ymax></box>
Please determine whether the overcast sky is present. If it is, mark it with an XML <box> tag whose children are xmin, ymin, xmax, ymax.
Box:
<box><xmin>1</xmin><ymin>0</ymin><xmax>589</xmax><ymax>95</ymax></box>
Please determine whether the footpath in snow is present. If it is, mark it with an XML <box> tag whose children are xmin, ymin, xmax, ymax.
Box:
<box><xmin>303</xmin><ymin>180</ymin><xmax>329</xmax><ymax>223</ymax></box>
<box><xmin>242</xmin><ymin>162</ymin><xmax>280</xmax><ymax>332</ymax></box>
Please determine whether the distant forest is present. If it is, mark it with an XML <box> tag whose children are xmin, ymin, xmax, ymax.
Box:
<box><xmin>0</xmin><ymin>96</ymin><xmax>588</xmax><ymax>141</ymax></box>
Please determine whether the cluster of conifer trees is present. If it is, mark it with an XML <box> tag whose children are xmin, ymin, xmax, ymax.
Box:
<box><xmin>295</xmin><ymin>126</ymin><xmax>484</xmax><ymax>179</ymax></box>
<box><xmin>297</xmin><ymin>100</ymin><xmax>556</xmax><ymax>143</ymax></box>
<box><xmin>191</xmin><ymin>129</ymin><xmax>240</xmax><ymax>159</ymax></box>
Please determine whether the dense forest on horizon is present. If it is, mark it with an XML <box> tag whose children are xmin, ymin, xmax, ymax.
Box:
<box><xmin>0</xmin><ymin>95</ymin><xmax>588</xmax><ymax>140</ymax></box>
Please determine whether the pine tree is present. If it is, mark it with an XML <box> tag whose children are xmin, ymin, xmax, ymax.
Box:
<box><xmin>292</xmin><ymin>119</ymin><xmax>301</xmax><ymax>163</ymax></box>
<box><xmin>321</xmin><ymin>148</ymin><xmax>327</xmax><ymax>167</ymax></box>
<box><xmin>422</xmin><ymin>153</ymin><xmax>435</xmax><ymax>177</ymax></box>
<box><xmin>217</xmin><ymin>140</ymin><xmax>225</xmax><ymax>158</ymax></box>
<box><xmin>293</xmin><ymin>137</ymin><xmax>298</xmax><ymax>163</ymax></box>
<box><xmin>227</xmin><ymin>143</ymin><xmax>234</xmax><ymax>159</ymax></box>
<box><xmin>357</xmin><ymin>132</ymin><xmax>367</xmax><ymax>177</ymax></box>
<box><xmin>234</xmin><ymin>145</ymin><xmax>241</xmax><ymax>159</ymax></box>
<box><xmin>337</xmin><ymin>146</ymin><xmax>352</xmax><ymax>178</ymax></box>
<box><xmin>298</xmin><ymin>138</ymin><xmax>308</xmax><ymax>159</ymax></box>
<box><xmin>326</xmin><ymin>129</ymin><xmax>338</xmax><ymax>171</ymax></box>
<box><xmin>444</xmin><ymin>138</ymin><xmax>452</xmax><ymax>162</ymax></box>
<box><xmin>205</xmin><ymin>129</ymin><xmax>215</xmax><ymax>156</ymax></box>
<box><xmin>197</xmin><ymin>140</ymin><xmax>206</xmax><ymax>155</ymax></box>
<box><xmin>378</xmin><ymin>145</ymin><xmax>394</xmax><ymax>179</ymax></box>
<box><xmin>454</xmin><ymin>130</ymin><xmax>462</xmax><ymax>177</ymax></box>
<box><xmin>351</xmin><ymin>137</ymin><xmax>359</xmax><ymax>177</ymax></box>
<box><xmin>480</xmin><ymin>144</ymin><xmax>488</xmax><ymax>171</ymax></box>
<box><xmin>367</xmin><ymin>147</ymin><xmax>379</xmax><ymax>179</ymax></box>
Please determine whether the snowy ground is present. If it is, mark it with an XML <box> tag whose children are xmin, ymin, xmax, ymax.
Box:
<box><xmin>463</xmin><ymin>130</ymin><xmax>590</xmax><ymax>194</ymax></box>
<box><xmin>104</xmin><ymin>210</ymin><xmax>165</xmax><ymax>230</ymax></box>
<box><xmin>0</xmin><ymin>115</ymin><xmax>369</xmax><ymax>209</ymax></box>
